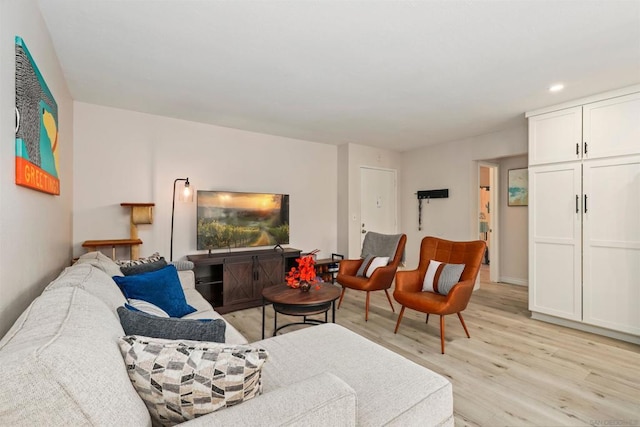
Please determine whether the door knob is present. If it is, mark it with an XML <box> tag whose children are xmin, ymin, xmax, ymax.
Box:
<box><xmin>362</xmin><ymin>229</ymin><xmax>367</xmax><ymax>234</ymax></box>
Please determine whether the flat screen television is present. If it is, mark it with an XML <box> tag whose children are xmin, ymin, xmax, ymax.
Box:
<box><xmin>197</xmin><ymin>191</ymin><xmax>289</xmax><ymax>251</ymax></box>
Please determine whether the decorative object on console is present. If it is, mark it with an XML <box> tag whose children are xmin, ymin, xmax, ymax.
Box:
<box><xmin>118</xmin><ymin>336</ymin><xmax>268</xmax><ymax>425</ymax></box>
<box><xmin>113</xmin><ymin>264</ymin><xmax>196</xmax><ymax>318</ymax></box>
<box><xmin>171</xmin><ymin>177</ymin><xmax>193</xmax><ymax>261</ymax></box>
<box><xmin>117</xmin><ymin>306</ymin><xmax>226</xmax><ymax>342</ymax></box>
<box><xmin>286</xmin><ymin>252</ymin><xmax>320</xmax><ymax>292</ymax></box>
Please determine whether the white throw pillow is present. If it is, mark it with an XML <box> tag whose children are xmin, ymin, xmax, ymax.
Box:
<box><xmin>365</xmin><ymin>256</ymin><xmax>390</xmax><ymax>278</ymax></box>
<box><xmin>126</xmin><ymin>299</ymin><xmax>170</xmax><ymax>317</ymax></box>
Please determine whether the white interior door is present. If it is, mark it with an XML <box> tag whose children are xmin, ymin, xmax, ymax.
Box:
<box><xmin>360</xmin><ymin>167</ymin><xmax>397</xmax><ymax>246</ymax></box>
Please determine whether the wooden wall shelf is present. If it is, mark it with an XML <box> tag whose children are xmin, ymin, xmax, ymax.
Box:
<box><xmin>82</xmin><ymin>238</ymin><xmax>143</xmax><ymax>260</ymax></box>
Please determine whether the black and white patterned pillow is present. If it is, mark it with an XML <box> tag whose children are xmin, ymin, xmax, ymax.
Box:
<box><xmin>119</xmin><ymin>336</ymin><xmax>268</xmax><ymax>425</ymax></box>
<box><xmin>116</xmin><ymin>252</ymin><xmax>162</xmax><ymax>268</ymax></box>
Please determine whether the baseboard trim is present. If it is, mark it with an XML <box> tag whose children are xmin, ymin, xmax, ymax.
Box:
<box><xmin>531</xmin><ymin>312</ymin><xmax>640</xmax><ymax>345</ymax></box>
<box><xmin>499</xmin><ymin>276</ymin><xmax>528</xmax><ymax>286</ymax></box>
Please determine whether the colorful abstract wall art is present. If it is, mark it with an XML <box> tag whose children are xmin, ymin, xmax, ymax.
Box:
<box><xmin>15</xmin><ymin>36</ymin><xmax>60</xmax><ymax>195</ymax></box>
<box><xmin>508</xmin><ymin>168</ymin><xmax>528</xmax><ymax>206</ymax></box>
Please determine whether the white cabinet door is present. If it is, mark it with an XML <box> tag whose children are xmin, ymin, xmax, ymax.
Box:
<box><xmin>529</xmin><ymin>163</ymin><xmax>582</xmax><ymax>320</ymax></box>
<box><xmin>582</xmin><ymin>156</ymin><xmax>640</xmax><ymax>335</ymax></box>
<box><xmin>529</xmin><ymin>106</ymin><xmax>583</xmax><ymax>166</ymax></box>
<box><xmin>583</xmin><ymin>92</ymin><xmax>640</xmax><ymax>160</ymax></box>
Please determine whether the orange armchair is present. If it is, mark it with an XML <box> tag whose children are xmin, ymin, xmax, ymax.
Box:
<box><xmin>393</xmin><ymin>236</ymin><xmax>485</xmax><ymax>354</ymax></box>
<box><xmin>337</xmin><ymin>233</ymin><xmax>407</xmax><ymax>321</ymax></box>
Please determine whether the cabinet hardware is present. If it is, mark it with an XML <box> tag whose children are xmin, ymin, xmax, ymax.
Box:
<box><xmin>576</xmin><ymin>195</ymin><xmax>579</xmax><ymax>213</ymax></box>
<box><xmin>584</xmin><ymin>141</ymin><xmax>588</xmax><ymax>155</ymax></box>
<box><xmin>584</xmin><ymin>194</ymin><xmax>588</xmax><ymax>213</ymax></box>
<box><xmin>576</xmin><ymin>143</ymin><xmax>579</xmax><ymax>156</ymax></box>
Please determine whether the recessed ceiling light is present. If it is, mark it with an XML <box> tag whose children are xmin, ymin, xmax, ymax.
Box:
<box><xmin>549</xmin><ymin>83</ymin><xmax>565</xmax><ymax>93</ymax></box>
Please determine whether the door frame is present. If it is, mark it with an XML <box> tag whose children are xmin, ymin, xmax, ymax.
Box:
<box><xmin>477</xmin><ymin>162</ymin><xmax>499</xmax><ymax>283</ymax></box>
<box><xmin>359</xmin><ymin>166</ymin><xmax>398</xmax><ymax>246</ymax></box>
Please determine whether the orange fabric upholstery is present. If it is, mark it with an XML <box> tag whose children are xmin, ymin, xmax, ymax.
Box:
<box><xmin>393</xmin><ymin>236</ymin><xmax>486</xmax><ymax>354</ymax></box>
<box><xmin>336</xmin><ymin>234</ymin><xmax>407</xmax><ymax>321</ymax></box>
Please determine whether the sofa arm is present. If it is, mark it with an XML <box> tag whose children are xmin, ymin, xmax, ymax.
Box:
<box><xmin>178</xmin><ymin>269</ymin><xmax>196</xmax><ymax>290</ymax></box>
<box><xmin>180</xmin><ymin>372</ymin><xmax>357</xmax><ymax>427</ymax></box>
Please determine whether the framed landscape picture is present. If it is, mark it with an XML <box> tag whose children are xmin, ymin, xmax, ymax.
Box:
<box><xmin>508</xmin><ymin>168</ymin><xmax>528</xmax><ymax>206</ymax></box>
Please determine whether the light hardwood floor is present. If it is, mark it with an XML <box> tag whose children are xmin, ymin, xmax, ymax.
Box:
<box><xmin>223</xmin><ymin>267</ymin><xmax>640</xmax><ymax>426</ymax></box>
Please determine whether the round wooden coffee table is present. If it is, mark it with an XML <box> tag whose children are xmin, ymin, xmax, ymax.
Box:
<box><xmin>261</xmin><ymin>283</ymin><xmax>342</xmax><ymax>338</ymax></box>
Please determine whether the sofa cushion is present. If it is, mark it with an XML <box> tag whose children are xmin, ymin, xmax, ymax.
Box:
<box><xmin>75</xmin><ymin>251</ymin><xmax>124</xmax><ymax>277</ymax></box>
<box><xmin>0</xmin><ymin>287</ymin><xmax>150</xmax><ymax>426</ymax></box>
<box><xmin>256</xmin><ymin>323</ymin><xmax>453</xmax><ymax>426</ymax></box>
<box><xmin>113</xmin><ymin>265</ymin><xmax>196</xmax><ymax>318</ymax></box>
<box><xmin>44</xmin><ymin>263</ymin><xmax>127</xmax><ymax>313</ymax></box>
<box><xmin>181</xmin><ymin>289</ymin><xmax>247</xmax><ymax>345</ymax></box>
<box><xmin>117</xmin><ymin>306</ymin><xmax>226</xmax><ymax>342</ymax></box>
<box><xmin>119</xmin><ymin>336</ymin><xmax>268</xmax><ymax>425</ymax></box>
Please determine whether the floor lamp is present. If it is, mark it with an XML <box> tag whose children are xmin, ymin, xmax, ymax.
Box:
<box><xmin>170</xmin><ymin>177</ymin><xmax>193</xmax><ymax>261</ymax></box>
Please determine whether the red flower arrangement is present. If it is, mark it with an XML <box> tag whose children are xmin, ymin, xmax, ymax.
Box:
<box><xmin>286</xmin><ymin>251</ymin><xmax>321</xmax><ymax>291</ymax></box>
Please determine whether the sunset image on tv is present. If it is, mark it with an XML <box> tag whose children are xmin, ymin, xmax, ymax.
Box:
<box><xmin>197</xmin><ymin>191</ymin><xmax>289</xmax><ymax>251</ymax></box>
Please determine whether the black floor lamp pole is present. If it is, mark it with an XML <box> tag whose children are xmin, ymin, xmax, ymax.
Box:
<box><xmin>170</xmin><ymin>177</ymin><xmax>189</xmax><ymax>262</ymax></box>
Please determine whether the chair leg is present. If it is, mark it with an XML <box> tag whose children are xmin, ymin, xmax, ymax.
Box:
<box><xmin>394</xmin><ymin>306</ymin><xmax>405</xmax><ymax>334</ymax></box>
<box><xmin>457</xmin><ymin>312</ymin><xmax>471</xmax><ymax>338</ymax></box>
<box><xmin>426</xmin><ymin>313</ymin><xmax>429</xmax><ymax>324</ymax></box>
<box><xmin>384</xmin><ymin>289</ymin><xmax>395</xmax><ymax>312</ymax></box>
<box><xmin>365</xmin><ymin>291</ymin><xmax>370</xmax><ymax>321</ymax></box>
<box><xmin>338</xmin><ymin>287</ymin><xmax>346</xmax><ymax>309</ymax></box>
<box><xmin>440</xmin><ymin>315</ymin><xmax>445</xmax><ymax>354</ymax></box>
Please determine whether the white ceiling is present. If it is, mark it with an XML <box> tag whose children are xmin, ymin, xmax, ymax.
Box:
<box><xmin>38</xmin><ymin>0</ymin><xmax>640</xmax><ymax>152</ymax></box>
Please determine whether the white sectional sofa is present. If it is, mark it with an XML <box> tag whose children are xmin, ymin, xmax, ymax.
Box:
<box><xmin>0</xmin><ymin>262</ymin><xmax>453</xmax><ymax>426</ymax></box>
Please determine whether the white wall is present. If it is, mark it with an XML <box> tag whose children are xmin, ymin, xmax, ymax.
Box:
<box><xmin>400</xmin><ymin>125</ymin><xmax>527</xmax><ymax>269</ymax></box>
<box><xmin>73</xmin><ymin>103</ymin><xmax>338</xmax><ymax>261</ymax></box>
<box><xmin>498</xmin><ymin>154</ymin><xmax>528</xmax><ymax>285</ymax></box>
<box><xmin>0</xmin><ymin>0</ymin><xmax>74</xmax><ymax>336</ymax></box>
<box><xmin>341</xmin><ymin>143</ymin><xmax>403</xmax><ymax>258</ymax></box>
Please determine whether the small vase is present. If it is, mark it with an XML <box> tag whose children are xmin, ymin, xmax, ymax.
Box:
<box><xmin>299</xmin><ymin>281</ymin><xmax>311</xmax><ymax>292</ymax></box>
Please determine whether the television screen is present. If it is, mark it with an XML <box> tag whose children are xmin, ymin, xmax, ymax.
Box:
<box><xmin>197</xmin><ymin>191</ymin><xmax>289</xmax><ymax>250</ymax></box>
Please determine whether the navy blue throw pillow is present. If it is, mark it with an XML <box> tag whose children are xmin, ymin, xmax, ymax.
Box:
<box><xmin>113</xmin><ymin>264</ymin><xmax>196</xmax><ymax>318</ymax></box>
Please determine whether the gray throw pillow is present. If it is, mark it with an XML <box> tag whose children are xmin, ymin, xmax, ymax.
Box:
<box><xmin>117</xmin><ymin>306</ymin><xmax>226</xmax><ymax>342</ymax></box>
<box><xmin>120</xmin><ymin>258</ymin><xmax>167</xmax><ymax>276</ymax></box>
<box><xmin>356</xmin><ymin>255</ymin><xmax>375</xmax><ymax>277</ymax></box>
